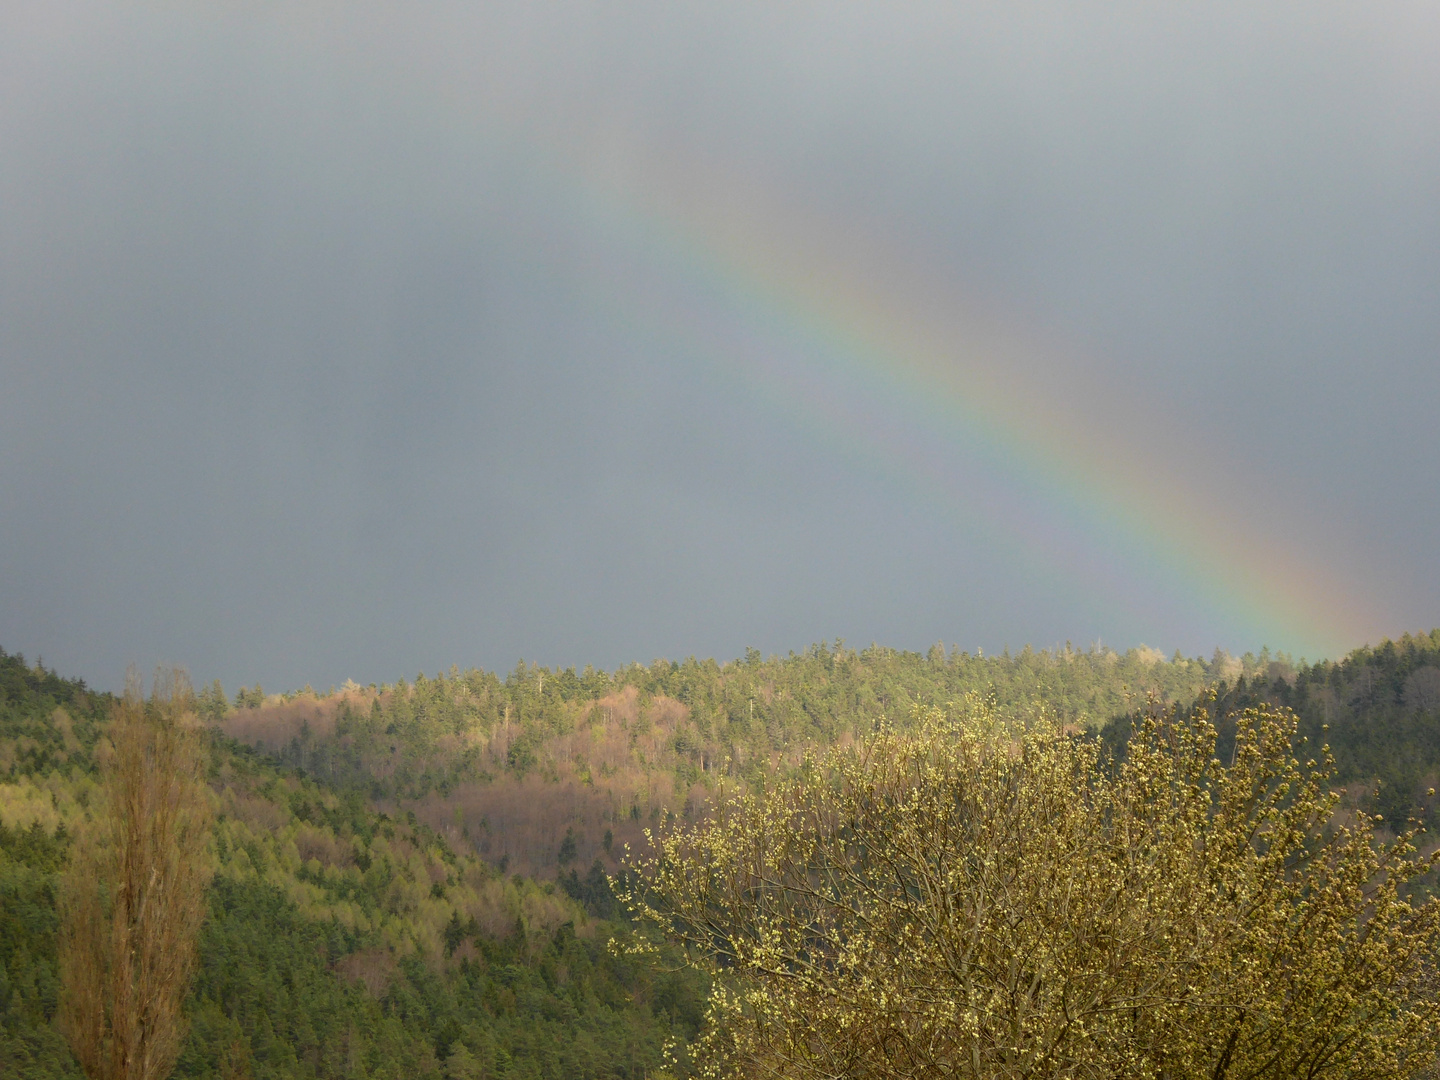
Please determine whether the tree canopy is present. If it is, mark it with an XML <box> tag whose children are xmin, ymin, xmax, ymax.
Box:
<box><xmin>632</xmin><ymin>701</ymin><xmax>1440</xmax><ymax>1079</ymax></box>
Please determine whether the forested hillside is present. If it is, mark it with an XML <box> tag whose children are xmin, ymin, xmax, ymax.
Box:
<box><xmin>1159</xmin><ymin>630</ymin><xmax>1440</xmax><ymax>831</ymax></box>
<box><xmin>217</xmin><ymin>641</ymin><xmax>1253</xmax><ymax>876</ymax></box>
<box><xmin>0</xmin><ymin>650</ymin><xmax>703</xmax><ymax>1080</ymax></box>
<box><xmin>4</xmin><ymin>633</ymin><xmax>1440</xmax><ymax>1078</ymax></box>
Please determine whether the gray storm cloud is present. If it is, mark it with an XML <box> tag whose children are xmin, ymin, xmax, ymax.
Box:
<box><xmin>2</xmin><ymin>2</ymin><xmax>1437</xmax><ymax>690</ymax></box>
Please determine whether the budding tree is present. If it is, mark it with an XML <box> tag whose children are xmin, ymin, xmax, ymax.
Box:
<box><xmin>59</xmin><ymin>668</ymin><xmax>213</xmax><ymax>1080</ymax></box>
<box><xmin>631</xmin><ymin>702</ymin><xmax>1440</xmax><ymax>1079</ymax></box>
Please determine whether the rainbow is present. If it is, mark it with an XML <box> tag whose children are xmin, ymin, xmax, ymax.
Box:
<box><xmin>547</xmin><ymin>143</ymin><xmax>1389</xmax><ymax>659</ymax></box>
<box><xmin>441</xmin><ymin>104</ymin><xmax>1388</xmax><ymax>658</ymax></box>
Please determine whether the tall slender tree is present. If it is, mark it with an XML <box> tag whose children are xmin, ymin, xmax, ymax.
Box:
<box><xmin>59</xmin><ymin>667</ymin><xmax>213</xmax><ymax>1080</ymax></box>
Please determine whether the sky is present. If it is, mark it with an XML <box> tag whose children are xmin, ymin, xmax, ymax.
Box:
<box><xmin>2</xmin><ymin>2</ymin><xmax>1438</xmax><ymax>693</ymax></box>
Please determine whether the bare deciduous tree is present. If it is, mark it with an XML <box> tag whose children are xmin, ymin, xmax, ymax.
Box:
<box><xmin>59</xmin><ymin>667</ymin><xmax>213</xmax><ymax>1080</ymax></box>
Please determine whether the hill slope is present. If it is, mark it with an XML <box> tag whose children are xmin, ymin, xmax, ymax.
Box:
<box><xmin>6</xmin><ymin>633</ymin><xmax>1440</xmax><ymax>1077</ymax></box>
<box><xmin>0</xmin><ymin>649</ymin><xmax>703</xmax><ymax>1080</ymax></box>
<box><xmin>219</xmin><ymin>641</ymin><xmax>1236</xmax><ymax>876</ymax></box>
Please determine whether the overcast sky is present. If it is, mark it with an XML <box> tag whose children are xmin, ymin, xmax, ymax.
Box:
<box><xmin>3</xmin><ymin>3</ymin><xmax>1438</xmax><ymax>693</ymax></box>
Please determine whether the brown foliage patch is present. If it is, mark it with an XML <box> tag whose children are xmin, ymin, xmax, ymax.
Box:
<box><xmin>586</xmin><ymin>686</ymin><xmax>640</xmax><ymax>727</ymax></box>
<box><xmin>333</xmin><ymin>947</ymin><xmax>397</xmax><ymax>997</ymax></box>
<box><xmin>222</xmin><ymin>789</ymin><xmax>287</xmax><ymax>834</ymax></box>
<box><xmin>410</xmin><ymin>770</ymin><xmax>672</xmax><ymax>878</ymax></box>
<box><xmin>219</xmin><ymin>690</ymin><xmax>373</xmax><ymax>751</ymax></box>
<box><xmin>293</xmin><ymin>824</ymin><xmax>352</xmax><ymax>867</ymax></box>
<box><xmin>447</xmin><ymin>939</ymin><xmax>483</xmax><ymax>967</ymax></box>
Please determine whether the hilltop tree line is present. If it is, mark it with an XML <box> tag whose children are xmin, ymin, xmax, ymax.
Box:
<box><xmin>213</xmin><ymin>636</ymin><xmax>1440</xmax><ymax>878</ymax></box>
<box><xmin>1102</xmin><ymin>629</ymin><xmax>1440</xmax><ymax>834</ymax></box>
<box><xmin>219</xmin><ymin>641</ymin><xmax>1265</xmax><ymax>877</ymax></box>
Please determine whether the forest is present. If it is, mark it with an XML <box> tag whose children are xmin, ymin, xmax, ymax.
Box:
<box><xmin>4</xmin><ymin>631</ymin><xmax>1440</xmax><ymax>1078</ymax></box>
<box><xmin>216</xmin><ymin>634</ymin><xmax>1440</xmax><ymax>875</ymax></box>
<box><xmin>0</xmin><ymin>651</ymin><xmax>703</xmax><ymax>1080</ymax></box>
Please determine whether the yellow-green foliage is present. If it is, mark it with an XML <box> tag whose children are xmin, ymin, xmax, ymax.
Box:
<box><xmin>0</xmin><ymin>775</ymin><xmax>97</xmax><ymax>834</ymax></box>
<box><xmin>633</xmin><ymin>700</ymin><xmax>1440</xmax><ymax>1080</ymax></box>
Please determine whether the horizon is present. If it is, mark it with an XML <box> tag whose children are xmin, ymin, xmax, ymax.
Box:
<box><xmin>6</xmin><ymin>630</ymin><xmax>1430</xmax><ymax>700</ymax></box>
<box><xmin>3</xmin><ymin>4</ymin><xmax>1437</xmax><ymax>696</ymax></box>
